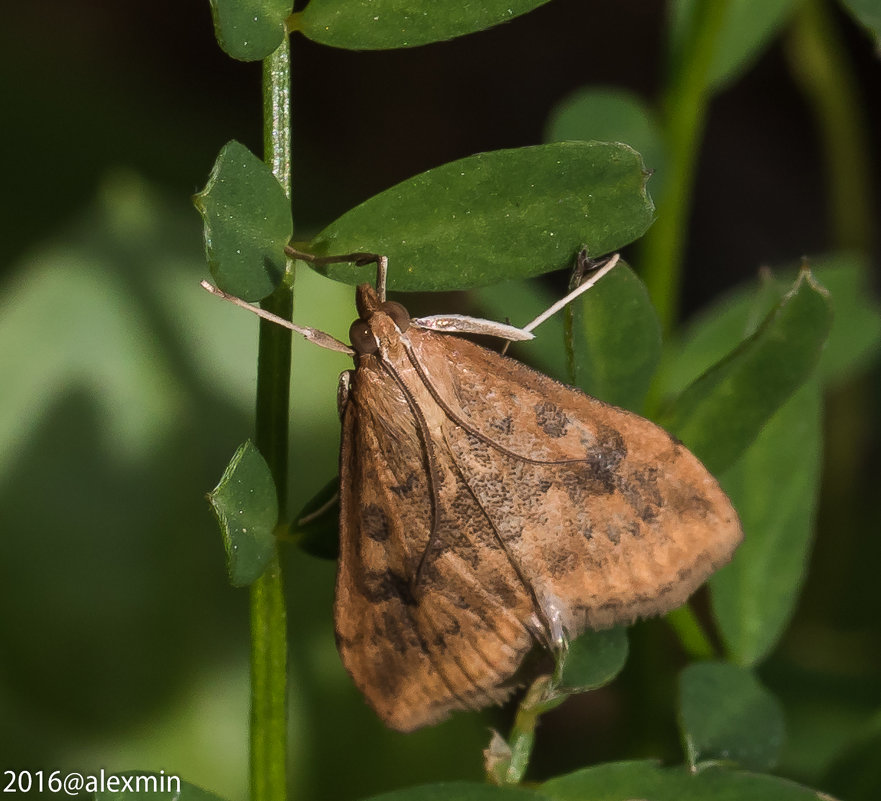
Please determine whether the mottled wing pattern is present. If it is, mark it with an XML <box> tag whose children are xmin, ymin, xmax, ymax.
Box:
<box><xmin>407</xmin><ymin>329</ymin><xmax>743</xmax><ymax>636</ymax></box>
<box><xmin>335</xmin><ymin>355</ymin><xmax>538</xmax><ymax>732</ymax></box>
<box><xmin>336</xmin><ymin>316</ymin><xmax>742</xmax><ymax>732</ymax></box>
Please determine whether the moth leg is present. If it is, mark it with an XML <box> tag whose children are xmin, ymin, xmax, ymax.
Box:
<box><xmin>411</xmin><ymin>253</ymin><xmax>620</xmax><ymax>357</ymax></box>
<box><xmin>284</xmin><ymin>245</ymin><xmax>380</xmax><ymax>267</ymax></box>
<box><xmin>411</xmin><ymin>314</ymin><xmax>535</xmax><ymax>341</ymax></box>
<box><xmin>284</xmin><ymin>247</ymin><xmax>389</xmax><ymax>301</ymax></box>
<box><xmin>337</xmin><ymin>370</ymin><xmax>354</xmax><ymax>420</ymax></box>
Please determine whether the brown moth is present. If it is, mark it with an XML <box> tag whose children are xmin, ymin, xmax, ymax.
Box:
<box><xmin>203</xmin><ymin>252</ymin><xmax>742</xmax><ymax>732</ymax></box>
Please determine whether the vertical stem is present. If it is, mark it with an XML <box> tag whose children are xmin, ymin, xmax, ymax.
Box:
<box><xmin>640</xmin><ymin>0</ymin><xmax>731</xmax><ymax>333</ymax></box>
<box><xmin>251</xmin><ymin>39</ymin><xmax>292</xmax><ymax>801</ymax></box>
<box><xmin>784</xmin><ymin>0</ymin><xmax>874</xmax><ymax>253</ymax></box>
<box><xmin>666</xmin><ymin>605</ymin><xmax>717</xmax><ymax>660</ymax></box>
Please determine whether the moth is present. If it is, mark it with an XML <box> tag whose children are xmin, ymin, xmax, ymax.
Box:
<box><xmin>203</xmin><ymin>250</ymin><xmax>742</xmax><ymax>732</ymax></box>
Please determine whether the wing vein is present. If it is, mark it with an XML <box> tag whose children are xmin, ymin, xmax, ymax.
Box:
<box><xmin>442</xmin><ymin>427</ymin><xmax>554</xmax><ymax>648</ymax></box>
<box><xmin>404</xmin><ymin>340</ymin><xmax>598</xmax><ymax>468</ymax></box>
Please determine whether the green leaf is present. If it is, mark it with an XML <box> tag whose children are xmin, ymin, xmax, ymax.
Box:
<box><xmin>194</xmin><ymin>140</ymin><xmax>292</xmax><ymax>301</ymax></box>
<box><xmin>207</xmin><ymin>440</ymin><xmax>278</xmax><ymax>587</ymax></box>
<box><xmin>208</xmin><ymin>0</ymin><xmax>293</xmax><ymax>61</ymax></box>
<box><xmin>471</xmin><ymin>278</ymin><xmax>567</xmax><ymax>381</ymax></box>
<box><xmin>544</xmin><ymin>88</ymin><xmax>665</xmax><ymax>191</ymax></box>
<box><xmin>711</xmin><ymin>381</ymin><xmax>822</xmax><ymax>665</ymax></box>
<box><xmin>541</xmin><ymin>760</ymin><xmax>828</xmax><ymax>801</ymax></box>
<box><xmin>292</xmin><ymin>474</ymin><xmax>340</xmax><ymax>559</ymax></box>
<box><xmin>679</xmin><ymin>662</ymin><xmax>785</xmax><ymax>772</ymax></box>
<box><xmin>839</xmin><ymin>0</ymin><xmax>881</xmax><ymax>42</ymax></box>
<box><xmin>661</xmin><ymin>269</ymin><xmax>831</xmax><ymax>474</ymax></box>
<box><xmin>669</xmin><ymin>0</ymin><xmax>799</xmax><ymax>90</ymax></box>
<box><xmin>308</xmin><ymin>142</ymin><xmax>655</xmax><ymax>291</ymax></box>
<box><xmin>362</xmin><ymin>782</ymin><xmax>544</xmax><ymax>801</ymax></box>
<box><xmin>659</xmin><ymin>254</ymin><xmax>881</xmax><ymax>397</ymax></box>
<box><xmin>558</xmin><ymin>627</ymin><xmax>628</xmax><ymax>692</ymax></box>
<box><xmin>93</xmin><ymin>772</ymin><xmax>226</xmax><ymax>801</ymax></box>
<box><xmin>566</xmin><ymin>259</ymin><xmax>661</xmax><ymax>411</ymax></box>
<box><xmin>296</xmin><ymin>0</ymin><xmax>552</xmax><ymax>50</ymax></box>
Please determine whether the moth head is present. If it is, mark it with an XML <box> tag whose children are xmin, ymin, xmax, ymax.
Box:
<box><xmin>350</xmin><ymin>284</ymin><xmax>412</xmax><ymax>355</ymax></box>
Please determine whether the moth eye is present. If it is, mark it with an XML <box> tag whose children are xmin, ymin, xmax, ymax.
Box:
<box><xmin>349</xmin><ymin>318</ymin><xmax>378</xmax><ymax>354</ymax></box>
<box><xmin>380</xmin><ymin>300</ymin><xmax>411</xmax><ymax>332</ymax></box>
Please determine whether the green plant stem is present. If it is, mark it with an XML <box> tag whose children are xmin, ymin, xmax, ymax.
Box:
<box><xmin>666</xmin><ymin>604</ymin><xmax>717</xmax><ymax>660</ymax></box>
<box><xmin>251</xmin><ymin>39</ymin><xmax>292</xmax><ymax>801</ymax></box>
<box><xmin>784</xmin><ymin>0</ymin><xmax>874</xmax><ymax>253</ymax></box>
<box><xmin>640</xmin><ymin>0</ymin><xmax>731</xmax><ymax>333</ymax></box>
<box><xmin>500</xmin><ymin>676</ymin><xmax>562</xmax><ymax>785</ymax></box>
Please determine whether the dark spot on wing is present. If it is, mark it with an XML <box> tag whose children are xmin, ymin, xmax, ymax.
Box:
<box><xmin>561</xmin><ymin>460</ymin><xmax>616</xmax><ymax>500</ymax></box>
<box><xmin>361</xmin><ymin>568</ymin><xmax>417</xmax><ymax>606</ymax></box>
<box><xmin>362</xmin><ymin>503</ymin><xmax>390</xmax><ymax>542</ymax></box>
<box><xmin>605</xmin><ymin>517</ymin><xmax>640</xmax><ymax>544</ymax></box>
<box><xmin>390</xmin><ymin>472</ymin><xmax>419</xmax><ymax>498</ymax></box>
<box><xmin>547</xmin><ymin>548</ymin><xmax>579</xmax><ymax>578</ymax></box>
<box><xmin>489</xmin><ymin>416</ymin><xmax>514</xmax><ymax>435</ymax></box>
<box><xmin>534</xmin><ymin>401</ymin><xmax>570</xmax><ymax>438</ymax></box>
<box><xmin>380</xmin><ymin>609</ymin><xmax>422</xmax><ymax>655</ymax></box>
<box><xmin>616</xmin><ymin>466</ymin><xmax>662</xmax><ymax>525</ymax></box>
<box><xmin>586</xmin><ymin>423</ymin><xmax>627</xmax><ymax>470</ymax></box>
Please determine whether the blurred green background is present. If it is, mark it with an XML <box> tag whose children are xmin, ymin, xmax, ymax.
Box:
<box><xmin>1</xmin><ymin>1</ymin><xmax>880</xmax><ymax>800</ymax></box>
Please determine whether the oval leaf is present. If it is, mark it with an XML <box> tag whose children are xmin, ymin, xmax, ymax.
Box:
<box><xmin>541</xmin><ymin>760</ymin><xmax>827</xmax><ymax>801</ymax></box>
<box><xmin>208</xmin><ymin>0</ymin><xmax>293</xmax><ymax>61</ymax></box>
<box><xmin>711</xmin><ymin>381</ymin><xmax>822</xmax><ymax>665</ymax></box>
<box><xmin>661</xmin><ymin>268</ymin><xmax>831</xmax><ymax>474</ymax></box>
<box><xmin>678</xmin><ymin>662</ymin><xmax>785</xmax><ymax>772</ymax></box>
<box><xmin>296</xmin><ymin>0</ymin><xmax>552</xmax><ymax>50</ymax></box>
<box><xmin>566</xmin><ymin>259</ymin><xmax>661</xmax><ymax>412</ymax></box>
<box><xmin>194</xmin><ymin>140</ymin><xmax>292</xmax><ymax>301</ymax></box>
<box><xmin>308</xmin><ymin>142</ymin><xmax>655</xmax><ymax>291</ymax></box>
<box><xmin>208</xmin><ymin>440</ymin><xmax>278</xmax><ymax>587</ymax></box>
<box><xmin>558</xmin><ymin>627</ymin><xmax>628</xmax><ymax>692</ymax></box>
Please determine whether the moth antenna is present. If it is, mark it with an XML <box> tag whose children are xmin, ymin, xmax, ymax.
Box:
<box><xmin>200</xmin><ymin>280</ymin><xmax>355</xmax><ymax>356</ymax></box>
<box><xmin>521</xmin><ymin>253</ymin><xmax>620</xmax><ymax>335</ymax></box>
<box><xmin>284</xmin><ymin>246</ymin><xmax>381</xmax><ymax>268</ymax></box>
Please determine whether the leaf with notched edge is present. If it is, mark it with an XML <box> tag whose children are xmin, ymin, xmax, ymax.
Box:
<box><xmin>208</xmin><ymin>440</ymin><xmax>278</xmax><ymax>587</ymax></box>
<box><xmin>194</xmin><ymin>141</ymin><xmax>292</xmax><ymax>302</ymax></box>
<box><xmin>208</xmin><ymin>0</ymin><xmax>293</xmax><ymax>61</ymax></box>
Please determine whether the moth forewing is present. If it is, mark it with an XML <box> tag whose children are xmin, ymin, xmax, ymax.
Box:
<box><xmin>203</xmin><ymin>254</ymin><xmax>742</xmax><ymax>733</ymax></box>
<box><xmin>333</xmin><ymin>283</ymin><xmax>741</xmax><ymax>732</ymax></box>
